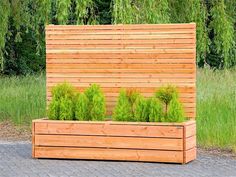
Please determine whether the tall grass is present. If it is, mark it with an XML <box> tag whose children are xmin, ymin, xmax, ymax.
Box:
<box><xmin>197</xmin><ymin>69</ymin><xmax>236</xmax><ymax>151</ymax></box>
<box><xmin>0</xmin><ymin>73</ymin><xmax>46</xmax><ymax>125</ymax></box>
<box><xmin>0</xmin><ymin>70</ymin><xmax>235</xmax><ymax>151</ymax></box>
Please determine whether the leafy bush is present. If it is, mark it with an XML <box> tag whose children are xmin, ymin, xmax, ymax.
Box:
<box><xmin>59</xmin><ymin>96</ymin><xmax>74</xmax><ymax>120</ymax></box>
<box><xmin>75</xmin><ymin>93</ymin><xmax>89</xmax><ymax>121</ymax></box>
<box><xmin>85</xmin><ymin>84</ymin><xmax>106</xmax><ymax>121</ymax></box>
<box><xmin>48</xmin><ymin>82</ymin><xmax>76</xmax><ymax>120</ymax></box>
<box><xmin>156</xmin><ymin>85</ymin><xmax>177</xmax><ymax>117</ymax></box>
<box><xmin>148</xmin><ymin>97</ymin><xmax>163</xmax><ymax>122</ymax></box>
<box><xmin>134</xmin><ymin>96</ymin><xmax>149</xmax><ymax>122</ymax></box>
<box><xmin>167</xmin><ymin>93</ymin><xmax>185</xmax><ymax>122</ymax></box>
<box><xmin>113</xmin><ymin>89</ymin><xmax>132</xmax><ymax>121</ymax></box>
<box><xmin>51</xmin><ymin>82</ymin><xmax>75</xmax><ymax>100</ymax></box>
<box><xmin>126</xmin><ymin>88</ymin><xmax>140</xmax><ymax>117</ymax></box>
<box><xmin>48</xmin><ymin>99</ymin><xmax>60</xmax><ymax>120</ymax></box>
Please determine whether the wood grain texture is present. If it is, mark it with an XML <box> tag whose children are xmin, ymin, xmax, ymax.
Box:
<box><xmin>32</xmin><ymin>122</ymin><xmax>35</xmax><ymax>158</ymax></box>
<box><xmin>34</xmin><ymin>146</ymin><xmax>184</xmax><ymax>163</ymax></box>
<box><xmin>34</xmin><ymin>121</ymin><xmax>184</xmax><ymax>138</ymax></box>
<box><xmin>32</xmin><ymin>119</ymin><xmax>196</xmax><ymax>163</ymax></box>
<box><xmin>35</xmin><ymin>135</ymin><xmax>183</xmax><ymax>150</ymax></box>
<box><xmin>46</xmin><ymin>23</ymin><xmax>196</xmax><ymax>118</ymax></box>
<box><xmin>184</xmin><ymin>148</ymin><xmax>197</xmax><ymax>164</ymax></box>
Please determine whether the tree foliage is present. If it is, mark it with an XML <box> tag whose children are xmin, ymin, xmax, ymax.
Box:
<box><xmin>48</xmin><ymin>82</ymin><xmax>76</xmax><ymax>120</ymax></box>
<box><xmin>85</xmin><ymin>84</ymin><xmax>106</xmax><ymax>120</ymax></box>
<box><xmin>167</xmin><ymin>93</ymin><xmax>185</xmax><ymax>122</ymax></box>
<box><xmin>0</xmin><ymin>0</ymin><xmax>236</xmax><ymax>75</ymax></box>
<box><xmin>209</xmin><ymin>0</ymin><xmax>235</xmax><ymax>68</ymax></box>
<box><xmin>113</xmin><ymin>89</ymin><xmax>132</xmax><ymax>121</ymax></box>
<box><xmin>75</xmin><ymin>93</ymin><xmax>89</xmax><ymax>120</ymax></box>
<box><xmin>112</xmin><ymin>0</ymin><xmax>170</xmax><ymax>24</ymax></box>
<box><xmin>134</xmin><ymin>96</ymin><xmax>149</xmax><ymax>122</ymax></box>
<box><xmin>148</xmin><ymin>97</ymin><xmax>163</xmax><ymax>122</ymax></box>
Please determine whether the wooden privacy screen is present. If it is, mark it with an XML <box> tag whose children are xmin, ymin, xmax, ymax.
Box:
<box><xmin>46</xmin><ymin>23</ymin><xmax>196</xmax><ymax>118</ymax></box>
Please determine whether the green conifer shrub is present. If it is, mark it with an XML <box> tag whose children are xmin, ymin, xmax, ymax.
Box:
<box><xmin>113</xmin><ymin>89</ymin><xmax>132</xmax><ymax>121</ymax></box>
<box><xmin>47</xmin><ymin>99</ymin><xmax>60</xmax><ymax>120</ymax></box>
<box><xmin>134</xmin><ymin>96</ymin><xmax>149</xmax><ymax>122</ymax></box>
<box><xmin>90</xmin><ymin>94</ymin><xmax>106</xmax><ymax>121</ymax></box>
<box><xmin>126</xmin><ymin>88</ymin><xmax>140</xmax><ymax>117</ymax></box>
<box><xmin>85</xmin><ymin>84</ymin><xmax>106</xmax><ymax>121</ymax></box>
<box><xmin>148</xmin><ymin>97</ymin><xmax>163</xmax><ymax>122</ymax></box>
<box><xmin>51</xmin><ymin>82</ymin><xmax>76</xmax><ymax>101</ymax></box>
<box><xmin>167</xmin><ymin>93</ymin><xmax>185</xmax><ymax>122</ymax></box>
<box><xmin>156</xmin><ymin>85</ymin><xmax>177</xmax><ymax>117</ymax></box>
<box><xmin>59</xmin><ymin>96</ymin><xmax>74</xmax><ymax>120</ymax></box>
<box><xmin>48</xmin><ymin>82</ymin><xmax>76</xmax><ymax>120</ymax></box>
<box><xmin>75</xmin><ymin>93</ymin><xmax>89</xmax><ymax>121</ymax></box>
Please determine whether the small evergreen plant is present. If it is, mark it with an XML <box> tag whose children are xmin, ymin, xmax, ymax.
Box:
<box><xmin>59</xmin><ymin>96</ymin><xmax>74</xmax><ymax>120</ymax></box>
<box><xmin>167</xmin><ymin>93</ymin><xmax>185</xmax><ymax>122</ymax></box>
<box><xmin>85</xmin><ymin>84</ymin><xmax>106</xmax><ymax>121</ymax></box>
<box><xmin>134</xmin><ymin>96</ymin><xmax>149</xmax><ymax>122</ymax></box>
<box><xmin>48</xmin><ymin>82</ymin><xmax>76</xmax><ymax>120</ymax></box>
<box><xmin>126</xmin><ymin>88</ymin><xmax>140</xmax><ymax>117</ymax></box>
<box><xmin>75</xmin><ymin>93</ymin><xmax>89</xmax><ymax>121</ymax></box>
<box><xmin>148</xmin><ymin>97</ymin><xmax>163</xmax><ymax>122</ymax></box>
<box><xmin>156</xmin><ymin>85</ymin><xmax>177</xmax><ymax>117</ymax></box>
<box><xmin>113</xmin><ymin>89</ymin><xmax>132</xmax><ymax>121</ymax></box>
<box><xmin>47</xmin><ymin>99</ymin><xmax>60</xmax><ymax>120</ymax></box>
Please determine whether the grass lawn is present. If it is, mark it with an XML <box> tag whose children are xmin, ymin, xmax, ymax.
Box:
<box><xmin>197</xmin><ymin>69</ymin><xmax>236</xmax><ymax>152</ymax></box>
<box><xmin>0</xmin><ymin>73</ymin><xmax>46</xmax><ymax>125</ymax></box>
<box><xmin>0</xmin><ymin>69</ymin><xmax>235</xmax><ymax>151</ymax></box>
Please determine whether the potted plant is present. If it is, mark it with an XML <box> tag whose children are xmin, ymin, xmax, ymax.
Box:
<box><xmin>32</xmin><ymin>83</ymin><xmax>196</xmax><ymax>164</ymax></box>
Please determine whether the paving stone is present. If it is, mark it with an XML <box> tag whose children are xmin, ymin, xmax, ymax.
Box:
<box><xmin>0</xmin><ymin>141</ymin><xmax>235</xmax><ymax>177</ymax></box>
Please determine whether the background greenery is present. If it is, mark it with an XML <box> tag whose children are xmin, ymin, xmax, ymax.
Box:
<box><xmin>0</xmin><ymin>69</ymin><xmax>235</xmax><ymax>151</ymax></box>
<box><xmin>0</xmin><ymin>0</ymin><xmax>235</xmax><ymax>151</ymax></box>
<box><xmin>0</xmin><ymin>0</ymin><xmax>235</xmax><ymax>75</ymax></box>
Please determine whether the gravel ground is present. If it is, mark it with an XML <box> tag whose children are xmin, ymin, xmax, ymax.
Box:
<box><xmin>0</xmin><ymin>141</ymin><xmax>236</xmax><ymax>177</ymax></box>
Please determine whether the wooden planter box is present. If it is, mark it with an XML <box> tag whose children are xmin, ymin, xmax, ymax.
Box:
<box><xmin>32</xmin><ymin>119</ymin><xmax>196</xmax><ymax>164</ymax></box>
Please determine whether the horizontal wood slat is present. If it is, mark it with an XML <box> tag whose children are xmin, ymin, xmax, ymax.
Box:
<box><xmin>184</xmin><ymin>148</ymin><xmax>197</xmax><ymax>163</ymax></box>
<box><xmin>35</xmin><ymin>135</ymin><xmax>183</xmax><ymax>150</ymax></box>
<box><xmin>34</xmin><ymin>121</ymin><xmax>184</xmax><ymax>138</ymax></box>
<box><xmin>46</xmin><ymin>24</ymin><xmax>196</xmax><ymax>118</ymax></box>
<box><xmin>46</xmin><ymin>58</ymin><xmax>195</xmax><ymax>64</ymax></box>
<box><xmin>34</xmin><ymin>146</ymin><xmax>184</xmax><ymax>163</ymax></box>
<box><xmin>46</xmin><ymin>23</ymin><xmax>195</xmax><ymax>29</ymax></box>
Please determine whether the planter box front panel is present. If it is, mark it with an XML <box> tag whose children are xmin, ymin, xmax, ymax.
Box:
<box><xmin>32</xmin><ymin>120</ymin><xmax>196</xmax><ymax>163</ymax></box>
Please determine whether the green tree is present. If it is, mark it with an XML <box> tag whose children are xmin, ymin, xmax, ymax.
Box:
<box><xmin>148</xmin><ymin>97</ymin><xmax>163</xmax><ymax>122</ymax></box>
<box><xmin>156</xmin><ymin>85</ymin><xmax>177</xmax><ymax>117</ymax></box>
<box><xmin>134</xmin><ymin>96</ymin><xmax>149</xmax><ymax>122</ymax></box>
<box><xmin>169</xmin><ymin>0</ymin><xmax>209</xmax><ymax>65</ymax></box>
<box><xmin>59</xmin><ymin>96</ymin><xmax>74</xmax><ymax>120</ymax></box>
<box><xmin>48</xmin><ymin>99</ymin><xmax>60</xmax><ymax>120</ymax></box>
<box><xmin>113</xmin><ymin>89</ymin><xmax>132</xmax><ymax>121</ymax></box>
<box><xmin>48</xmin><ymin>82</ymin><xmax>76</xmax><ymax>120</ymax></box>
<box><xmin>167</xmin><ymin>93</ymin><xmax>185</xmax><ymax>122</ymax></box>
<box><xmin>112</xmin><ymin>0</ymin><xmax>170</xmax><ymax>24</ymax></box>
<box><xmin>209</xmin><ymin>0</ymin><xmax>235</xmax><ymax>68</ymax></box>
<box><xmin>0</xmin><ymin>0</ymin><xmax>10</xmax><ymax>71</ymax></box>
<box><xmin>75</xmin><ymin>93</ymin><xmax>89</xmax><ymax>120</ymax></box>
<box><xmin>85</xmin><ymin>84</ymin><xmax>106</xmax><ymax>120</ymax></box>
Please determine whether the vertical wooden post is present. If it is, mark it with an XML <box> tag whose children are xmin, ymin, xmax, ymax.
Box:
<box><xmin>32</xmin><ymin>121</ymin><xmax>35</xmax><ymax>158</ymax></box>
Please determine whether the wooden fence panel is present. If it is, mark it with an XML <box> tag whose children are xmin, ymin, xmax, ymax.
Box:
<box><xmin>46</xmin><ymin>23</ymin><xmax>196</xmax><ymax>118</ymax></box>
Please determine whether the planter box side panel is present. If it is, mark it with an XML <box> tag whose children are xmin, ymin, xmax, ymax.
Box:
<box><xmin>184</xmin><ymin>122</ymin><xmax>197</xmax><ymax>163</ymax></box>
